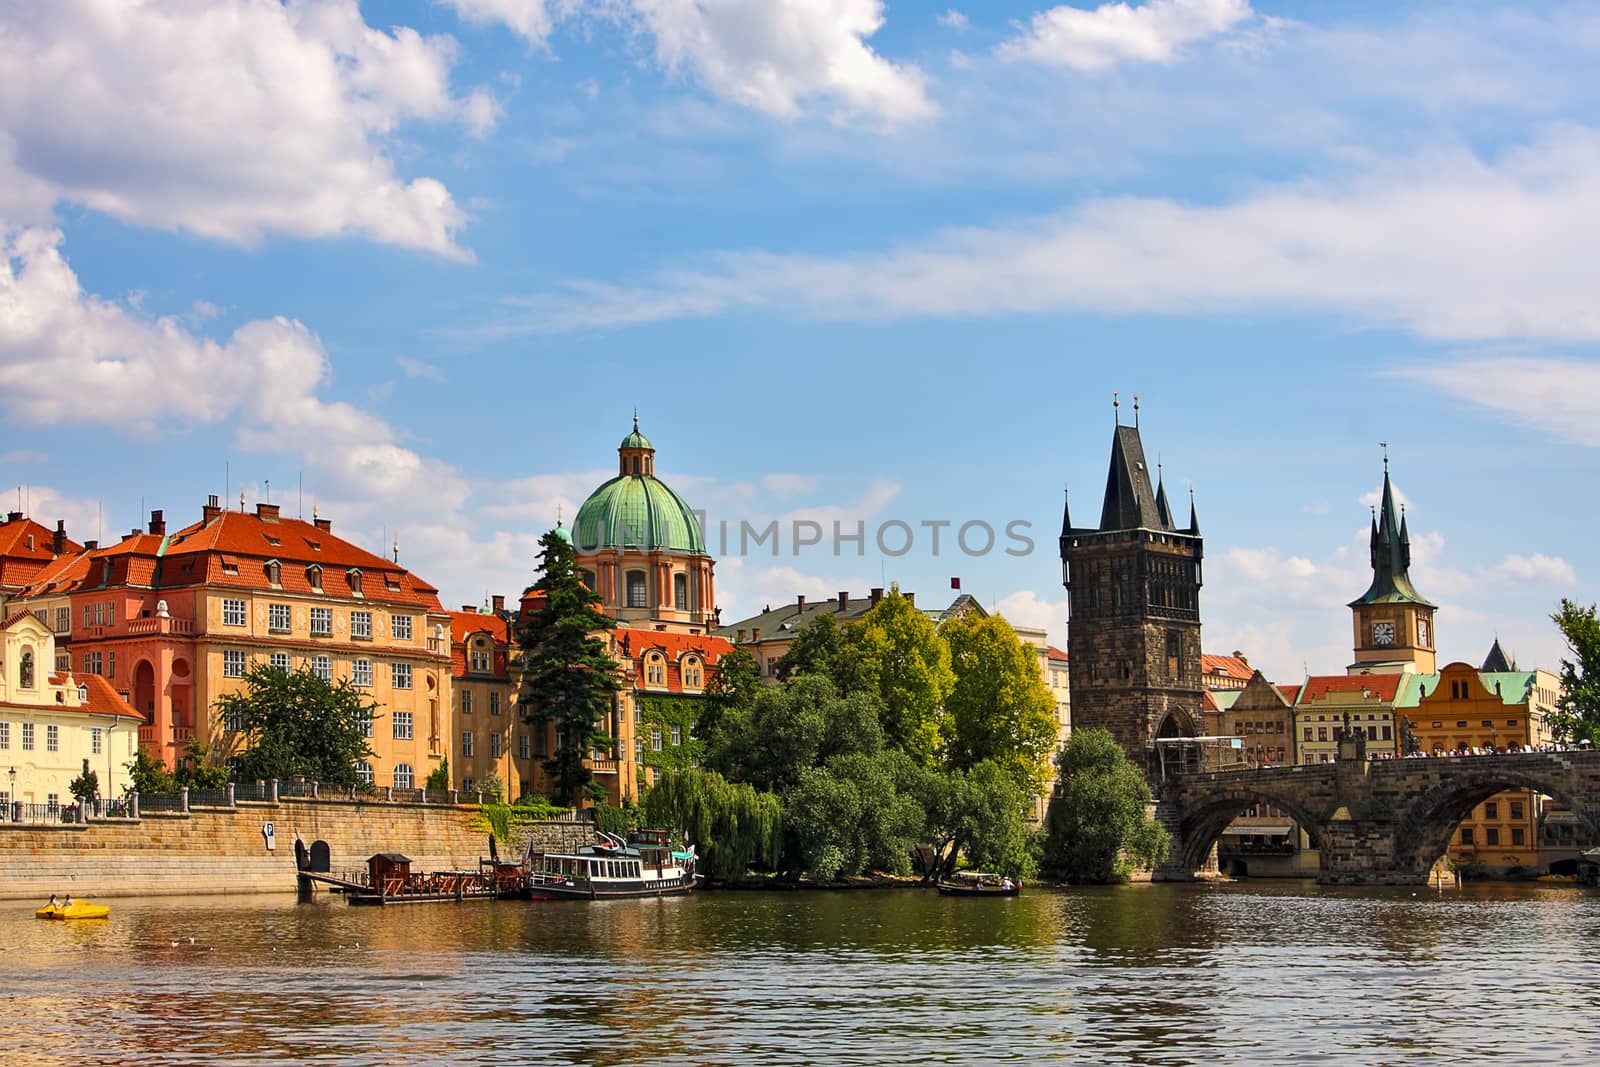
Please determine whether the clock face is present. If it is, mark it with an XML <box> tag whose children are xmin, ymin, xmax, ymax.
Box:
<box><xmin>1373</xmin><ymin>621</ymin><xmax>1396</xmax><ymax>646</ymax></box>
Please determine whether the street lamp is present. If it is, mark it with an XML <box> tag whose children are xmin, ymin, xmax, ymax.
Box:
<box><xmin>7</xmin><ymin>766</ymin><xmax>14</xmax><ymax>819</ymax></box>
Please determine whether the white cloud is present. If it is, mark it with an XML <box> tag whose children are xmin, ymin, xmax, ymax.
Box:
<box><xmin>761</xmin><ymin>473</ymin><xmax>823</xmax><ymax>497</ymax></box>
<box><xmin>994</xmin><ymin>589</ymin><xmax>1068</xmax><ymax>650</ymax></box>
<box><xmin>0</xmin><ymin>0</ymin><xmax>477</xmax><ymax>257</ymax></box>
<box><xmin>396</xmin><ymin>356</ymin><xmax>448</xmax><ymax>382</ymax></box>
<box><xmin>0</xmin><ymin>227</ymin><xmax>467</xmax><ymax>516</ymax></box>
<box><xmin>480</xmin><ymin>127</ymin><xmax>1600</xmax><ymax>343</ymax></box>
<box><xmin>441</xmin><ymin>0</ymin><xmax>557</xmax><ymax>46</ymax></box>
<box><xmin>999</xmin><ymin>0</ymin><xmax>1253</xmax><ymax>72</ymax></box>
<box><xmin>1492</xmin><ymin>553</ymin><xmax>1577</xmax><ymax>585</ymax></box>
<box><xmin>0</xmin><ymin>450</ymin><xmax>48</xmax><ymax>467</ymax></box>
<box><xmin>937</xmin><ymin>10</ymin><xmax>970</xmax><ymax>32</ymax></box>
<box><xmin>6</xmin><ymin>484</ymin><xmax>112</xmax><ymax>547</ymax></box>
<box><xmin>1394</xmin><ymin>356</ymin><xmax>1600</xmax><ymax>447</ymax></box>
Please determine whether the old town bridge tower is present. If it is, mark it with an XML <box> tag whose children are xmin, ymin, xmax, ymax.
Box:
<box><xmin>1060</xmin><ymin>408</ymin><xmax>1205</xmax><ymax>775</ymax></box>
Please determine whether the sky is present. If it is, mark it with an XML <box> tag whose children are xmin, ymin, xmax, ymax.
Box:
<box><xmin>2</xmin><ymin>0</ymin><xmax>1596</xmax><ymax>684</ymax></box>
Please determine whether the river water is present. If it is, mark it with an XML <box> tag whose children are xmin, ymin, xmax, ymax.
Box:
<box><xmin>3</xmin><ymin>881</ymin><xmax>1597</xmax><ymax>1065</ymax></box>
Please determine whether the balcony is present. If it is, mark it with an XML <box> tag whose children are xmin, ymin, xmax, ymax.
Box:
<box><xmin>125</xmin><ymin>617</ymin><xmax>194</xmax><ymax>636</ymax></box>
<box><xmin>138</xmin><ymin>725</ymin><xmax>155</xmax><ymax>745</ymax></box>
<box><xmin>589</xmin><ymin>758</ymin><xmax>620</xmax><ymax>776</ymax></box>
<box><xmin>172</xmin><ymin>725</ymin><xmax>195</xmax><ymax>743</ymax></box>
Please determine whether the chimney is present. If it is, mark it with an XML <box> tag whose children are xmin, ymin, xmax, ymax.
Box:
<box><xmin>492</xmin><ymin>594</ymin><xmax>505</xmax><ymax>614</ymax></box>
<box><xmin>53</xmin><ymin>520</ymin><xmax>67</xmax><ymax>554</ymax></box>
<box><xmin>837</xmin><ymin>591</ymin><xmax>848</xmax><ymax>612</ymax></box>
<box><xmin>5</xmin><ymin>510</ymin><xmax>20</xmax><ymax>523</ymax></box>
<box><xmin>905</xmin><ymin>592</ymin><xmax>915</xmax><ymax>607</ymax></box>
<box><xmin>463</xmin><ymin>604</ymin><xmax>476</xmax><ymax>612</ymax></box>
<box><xmin>1234</xmin><ymin>651</ymin><xmax>1248</xmax><ymax>666</ymax></box>
<box><xmin>795</xmin><ymin>595</ymin><xmax>806</xmax><ymax>616</ymax></box>
<box><xmin>255</xmin><ymin>502</ymin><xmax>281</xmax><ymax>521</ymax></box>
<box><xmin>737</xmin><ymin>628</ymin><xmax>747</xmax><ymax>643</ymax></box>
<box><xmin>148</xmin><ymin>509</ymin><xmax>166</xmax><ymax>536</ymax></box>
<box><xmin>84</xmin><ymin>540</ymin><xmax>99</xmax><ymax>551</ymax></box>
<box><xmin>314</xmin><ymin>516</ymin><xmax>332</xmax><ymax>532</ymax></box>
<box><xmin>202</xmin><ymin>494</ymin><xmax>222</xmax><ymax>522</ymax></box>
<box><xmin>870</xmin><ymin>587</ymin><xmax>884</xmax><ymax>606</ymax></box>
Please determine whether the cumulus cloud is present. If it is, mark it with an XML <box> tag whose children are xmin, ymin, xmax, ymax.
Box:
<box><xmin>0</xmin><ymin>0</ymin><xmax>479</xmax><ymax>257</ymax></box>
<box><xmin>476</xmin><ymin>127</ymin><xmax>1600</xmax><ymax>343</ymax></box>
<box><xmin>995</xmin><ymin>589</ymin><xmax>1069</xmax><ymax>649</ymax></box>
<box><xmin>0</xmin><ymin>227</ymin><xmax>467</xmax><ymax>516</ymax></box>
<box><xmin>937</xmin><ymin>10</ymin><xmax>970</xmax><ymax>32</ymax></box>
<box><xmin>1492</xmin><ymin>553</ymin><xmax>1577</xmax><ymax>585</ymax></box>
<box><xmin>441</xmin><ymin>0</ymin><xmax>557</xmax><ymax>47</ymax></box>
<box><xmin>999</xmin><ymin>0</ymin><xmax>1254</xmax><ymax>72</ymax></box>
<box><xmin>1393</xmin><ymin>356</ymin><xmax>1600</xmax><ymax>447</ymax></box>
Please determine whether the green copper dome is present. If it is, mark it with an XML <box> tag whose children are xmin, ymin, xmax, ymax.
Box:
<box><xmin>620</xmin><ymin>428</ymin><xmax>654</xmax><ymax>451</ymax></box>
<box><xmin>573</xmin><ymin>474</ymin><xmax>705</xmax><ymax>554</ymax></box>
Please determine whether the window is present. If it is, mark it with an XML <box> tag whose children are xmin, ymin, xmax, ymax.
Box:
<box><xmin>767</xmin><ymin>658</ymin><xmax>777</xmax><ymax>677</ymax></box>
<box><xmin>391</xmin><ymin>615</ymin><xmax>413</xmax><ymax>641</ymax></box>
<box><xmin>651</xmin><ymin>728</ymin><xmax>663</xmax><ymax>751</ymax></box>
<box><xmin>54</xmin><ymin>606</ymin><xmax>70</xmax><ymax>633</ymax></box>
<box><xmin>223</xmin><ymin>650</ymin><xmax>246</xmax><ymax>678</ymax></box>
<box><xmin>1317</xmin><ymin>727</ymin><xmax>1328</xmax><ymax>742</ymax></box>
<box><xmin>107</xmin><ymin>650</ymin><xmax>115</xmax><ymax>678</ymax></box>
<box><xmin>307</xmin><ymin>565</ymin><xmax>323</xmax><ymax>592</ymax></box>
<box><xmin>491</xmin><ymin>733</ymin><xmax>503</xmax><ymax>758</ymax></box>
<box><xmin>0</xmin><ymin>722</ymin><xmax>8</xmax><ymax>749</ymax></box>
<box><xmin>46</xmin><ymin>724</ymin><xmax>59</xmax><ymax>752</ymax></box>
<box><xmin>626</xmin><ymin>570</ymin><xmax>648</xmax><ymax>608</ymax></box>
<box><xmin>83</xmin><ymin>651</ymin><xmax>103</xmax><ymax>676</ymax></box>
<box><xmin>636</xmin><ymin>738</ymin><xmax>644</xmax><ymax>761</ymax></box>
<box><xmin>634</xmin><ymin>702</ymin><xmax>643</xmax><ymax>725</ymax></box>
<box><xmin>519</xmin><ymin>734</ymin><xmax>530</xmax><ymax>760</ymax></box>
<box><xmin>1486</xmin><ymin>828</ymin><xmax>1500</xmax><ymax>846</ymax></box>
<box><xmin>470</xmin><ymin>647</ymin><xmax>491</xmax><ymax>673</ymax></box>
<box><xmin>674</xmin><ymin>572</ymin><xmax>688</xmax><ymax>610</ymax></box>
<box><xmin>265</xmin><ymin>561</ymin><xmax>281</xmax><ymax>586</ymax></box>
<box><xmin>224</xmin><ymin>707</ymin><xmax>246</xmax><ymax>732</ymax></box>
<box><xmin>490</xmin><ymin>692</ymin><xmax>502</xmax><ymax>716</ymax></box>
<box><xmin>670</xmin><ymin>724</ymin><xmax>682</xmax><ymax>746</ymax></box>
<box><xmin>22</xmin><ymin>723</ymin><xmax>34</xmax><ymax>750</ymax></box>
<box><xmin>222</xmin><ymin>598</ymin><xmax>246</xmax><ymax>626</ymax></box>
<box><xmin>268</xmin><ymin>603</ymin><xmax>291</xmax><ymax>633</ymax></box>
<box><xmin>356</xmin><ymin>761</ymin><xmax>373</xmax><ymax>786</ymax></box>
<box><xmin>1381</xmin><ymin>725</ymin><xmax>1392</xmax><ymax>741</ymax></box>
<box><xmin>1484</xmin><ymin>802</ymin><xmax>1498</xmax><ymax>820</ymax></box>
<box><xmin>392</xmin><ymin>662</ymin><xmax>413</xmax><ymax>690</ymax></box>
<box><xmin>1303</xmin><ymin>727</ymin><xmax>1312</xmax><ymax>741</ymax></box>
<box><xmin>348</xmin><ymin>570</ymin><xmax>364</xmax><ymax>596</ymax></box>
<box><xmin>1509</xmin><ymin>801</ymin><xmax>1524</xmax><ymax>820</ymax></box>
<box><xmin>646</xmin><ymin>655</ymin><xmax>665</xmax><ymax>686</ymax></box>
<box><xmin>1460</xmin><ymin>827</ymin><xmax>1474</xmax><ymax>845</ymax></box>
<box><xmin>1511</xmin><ymin>828</ymin><xmax>1525</xmax><ymax>846</ymax></box>
<box><xmin>360</xmin><ymin>710</ymin><xmax>374</xmax><ymax>739</ymax></box>
<box><xmin>463</xmin><ymin>778</ymin><xmax>475</xmax><ymax>794</ymax></box>
<box><xmin>351</xmin><ymin>611</ymin><xmax>373</xmax><ymax>640</ymax></box>
<box><xmin>393</xmin><ymin>712</ymin><xmax>414</xmax><ymax>740</ymax></box>
<box><xmin>311</xmin><ymin>655</ymin><xmax>332</xmax><ymax>682</ymax></box>
<box><xmin>269</xmin><ymin>651</ymin><xmax>291</xmax><ymax>671</ymax></box>
<box><xmin>352</xmin><ymin>658</ymin><xmax>373</xmax><ymax>687</ymax></box>
<box><xmin>55</xmin><ymin>648</ymin><xmax>69</xmax><ymax>672</ymax></box>
<box><xmin>83</xmin><ymin>603</ymin><xmax>93</xmax><ymax>628</ymax></box>
<box><xmin>462</xmin><ymin>731</ymin><xmax>475</xmax><ymax>757</ymax></box>
<box><xmin>684</xmin><ymin>658</ymin><xmax>702</xmax><ymax>688</ymax></box>
<box><xmin>461</xmin><ymin>690</ymin><xmax>472</xmax><ymax>715</ymax></box>
<box><xmin>393</xmin><ymin>763</ymin><xmax>414</xmax><ymax>789</ymax></box>
<box><xmin>92</xmin><ymin>728</ymin><xmax>102</xmax><ymax>755</ymax></box>
<box><xmin>310</xmin><ymin>607</ymin><xmax>332</xmax><ymax>636</ymax></box>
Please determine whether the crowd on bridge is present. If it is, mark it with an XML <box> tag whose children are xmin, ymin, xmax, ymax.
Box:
<box><xmin>1372</xmin><ymin>741</ymin><xmax>1594</xmax><ymax>761</ymax></box>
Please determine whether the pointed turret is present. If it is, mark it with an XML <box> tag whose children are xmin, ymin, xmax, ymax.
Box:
<box><xmin>1187</xmin><ymin>488</ymin><xmax>1200</xmax><ymax>536</ymax></box>
<box><xmin>1098</xmin><ymin>425</ymin><xmax>1165</xmax><ymax>531</ymax></box>
<box><xmin>1154</xmin><ymin>476</ymin><xmax>1174</xmax><ymax>529</ymax></box>
<box><xmin>1481</xmin><ymin>637</ymin><xmax>1515</xmax><ymax>673</ymax></box>
<box><xmin>1059</xmin><ymin>487</ymin><xmax>1073</xmax><ymax>539</ymax></box>
<box><xmin>1350</xmin><ymin>459</ymin><xmax>1434</xmax><ymax>608</ymax></box>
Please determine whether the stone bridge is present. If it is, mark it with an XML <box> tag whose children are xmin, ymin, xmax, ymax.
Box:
<box><xmin>1155</xmin><ymin>751</ymin><xmax>1600</xmax><ymax>884</ymax></box>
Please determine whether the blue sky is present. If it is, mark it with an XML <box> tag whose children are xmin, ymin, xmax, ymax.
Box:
<box><xmin>2</xmin><ymin>0</ymin><xmax>1596</xmax><ymax>682</ymax></box>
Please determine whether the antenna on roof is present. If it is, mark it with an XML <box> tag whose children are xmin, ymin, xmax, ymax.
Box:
<box><xmin>1112</xmin><ymin>391</ymin><xmax>1119</xmax><ymax>425</ymax></box>
<box><xmin>1133</xmin><ymin>394</ymin><xmax>1140</xmax><ymax>428</ymax></box>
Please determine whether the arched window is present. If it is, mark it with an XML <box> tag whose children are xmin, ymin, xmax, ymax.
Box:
<box><xmin>645</xmin><ymin>653</ymin><xmax>666</xmax><ymax>687</ymax></box>
<box><xmin>673</xmin><ymin>572</ymin><xmax>688</xmax><ymax>610</ymax></box>
<box><xmin>626</xmin><ymin>570</ymin><xmax>647</xmax><ymax>608</ymax></box>
<box><xmin>265</xmin><ymin>560</ymin><xmax>282</xmax><ymax>586</ymax></box>
<box><xmin>683</xmin><ymin>655</ymin><xmax>702</xmax><ymax>689</ymax></box>
<box><xmin>306</xmin><ymin>564</ymin><xmax>323</xmax><ymax>591</ymax></box>
<box><xmin>19</xmin><ymin>648</ymin><xmax>34</xmax><ymax>689</ymax></box>
<box><xmin>393</xmin><ymin>763</ymin><xmax>414</xmax><ymax>789</ymax></box>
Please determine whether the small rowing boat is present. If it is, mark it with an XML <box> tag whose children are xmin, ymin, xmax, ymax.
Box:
<box><xmin>935</xmin><ymin>872</ymin><xmax>1020</xmax><ymax>897</ymax></box>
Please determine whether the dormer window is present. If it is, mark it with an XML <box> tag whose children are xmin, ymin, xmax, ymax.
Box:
<box><xmin>265</xmin><ymin>560</ymin><xmax>282</xmax><ymax>587</ymax></box>
<box><xmin>77</xmin><ymin>684</ymin><xmax>88</xmax><ymax>702</ymax></box>
<box><xmin>385</xmin><ymin>574</ymin><xmax>401</xmax><ymax>592</ymax></box>
<box><xmin>101</xmin><ymin>559</ymin><xmax>113</xmax><ymax>585</ymax></box>
<box><xmin>307</xmin><ymin>564</ymin><xmax>323</xmax><ymax>591</ymax></box>
<box><xmin>348</xmin><ymin>569</ymin><xmax>363</xmax><ymax>596</ymax></box>
<box><xmin>645</xmin><ymin>652</ymin><xmax>666</xmax><ymax>687</ymax></box>
<box><xmin>683</xmin><ymin>655</ymin><xmax>702</xmax><ymax>689</ymax></box>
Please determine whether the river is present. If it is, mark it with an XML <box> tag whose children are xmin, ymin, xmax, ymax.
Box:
<box><xmin>3</xmin><ymin>881</ymin><xmax>1597</xmax><ymax>1065</ymax></box>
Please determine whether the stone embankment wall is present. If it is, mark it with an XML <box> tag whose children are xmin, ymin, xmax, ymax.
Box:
<box><xmin>0</xmin><ymin>800</ymin><xmax>595</xmax><ymax>900</ymax></box>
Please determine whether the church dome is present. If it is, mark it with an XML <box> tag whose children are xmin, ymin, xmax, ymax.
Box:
<box><xmin>573</xmin><ymin>420</ymin><xmax>706</xmax><ymax>555</ymax></box>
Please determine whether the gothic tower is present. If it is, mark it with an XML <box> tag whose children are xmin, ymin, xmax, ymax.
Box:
<box><xmin>1060</xmin><ymin>411</ymin><xmax>1204</xmax><ymax>775</ymax></box>
<box><xmin>1348</xmin><ymin>456</ymin><xmax>1436</xmax><ymax>674</ymax></box>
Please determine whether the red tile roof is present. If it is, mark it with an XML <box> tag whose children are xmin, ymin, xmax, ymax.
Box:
<box><xmin>1277</xmin><ymin>685</ymin><xmax>1302</xmax><ymax>704</ymax></box>
<box><xmin>1202</xmin><ymin>653</ymin><xmax>1253</xmax><ymax>681</ymax></box>
<box><xmin>1202</xmin><ymin>690</ymin><xmax>1220</xmax><ymax>711</ymax></box>
<box><xmin>1046</xmin><ymin>645</ymin><xmax>1069</xmax><ymax>662</ymax></box>
<box><xmin>1296</xmin><ymin>674</ymin><xmax>1405</xmax><ymax>704</ymax></box>
<box><xmin>0</xmin><ymin>515</ymin><xmax>81</xmax><ymax>589</ymax></box>
<box><xmin>614</xmin><ymin>626</ymin><xmax>733</xmax><ymax>663</ymax></box>
<box><xmin>0</xmin><ymin>672</ymin><xmax>140</xmax><ymax>720</ymax></box>
<box><xmin>449</xmin><ymin>610</ymin><xmax>512</xmax><ymax>677</ymax></box>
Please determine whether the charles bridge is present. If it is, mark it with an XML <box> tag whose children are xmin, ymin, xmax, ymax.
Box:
<box><xmin>1155</xmin><ymin>749</ymin><xmax>1600</xmax><ymax>884</ymax></box>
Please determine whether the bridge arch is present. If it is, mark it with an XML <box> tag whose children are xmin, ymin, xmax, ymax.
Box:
<box><xmin>1167</xmin><ymin>782</ymin><xmax>1329</xmax><ymax>876</ymax></box>
<box><xmin>1392</xmin><ymin>760</ymin><xmax>1600</xmax><ymax>876</ymax></box>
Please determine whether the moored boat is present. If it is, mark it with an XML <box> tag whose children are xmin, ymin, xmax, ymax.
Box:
<box><xmin>935</xmin><ymin>872</ymin><xmax>1020</xmax><ymax>897</ymax></box>
<box><xmin>37</xmin><ymin>900</ymin><xmax>111</xmax><ymax>920</ymax></box>
<box><xmin>523</xmin><ymin>828</ymin><xmax>697</xmax><ymax>900</ymax></box>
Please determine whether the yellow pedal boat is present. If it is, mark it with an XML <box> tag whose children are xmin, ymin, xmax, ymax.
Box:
<box><xmin>36</xmin><ymin>901</ymin><xmax>110</xmax><ymax>920</ymax></box>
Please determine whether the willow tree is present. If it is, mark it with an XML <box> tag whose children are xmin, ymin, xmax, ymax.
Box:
<box><xmin>642</xmin><ymin>768</ymin><xmax>782</xmax><ymax>881</ymax></box>
<box><xmin>515</xmin><ymin>528</ymin><xmax>621</xmax><ymax>806</ymax></box>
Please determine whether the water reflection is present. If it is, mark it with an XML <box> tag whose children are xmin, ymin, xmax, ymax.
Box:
<box><xmin>2</xmin><ymin>882</ymin><xmax>1598</xmax><ymax>1065</ymax></box>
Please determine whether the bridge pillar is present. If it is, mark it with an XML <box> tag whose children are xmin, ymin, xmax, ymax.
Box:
<box><xmin>1151</xmin><ymin>798</ymin><xmax>1219</xmax><ymax>882</ymax></box>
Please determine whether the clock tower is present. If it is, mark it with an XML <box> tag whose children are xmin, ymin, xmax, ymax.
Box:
<box><xmin>1348</xmin><ymin>455</ymin><xmax>1436</xmax><ymax>674</ymax></box>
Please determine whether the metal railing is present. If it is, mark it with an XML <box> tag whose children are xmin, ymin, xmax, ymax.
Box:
<box><xmin>188</xmin><ymin>788</ymin><xmax>233</xmax><ymax>808</ymax></box>
<box><xmin>234</xmin><ymin>782</ymin><xmax>272</xmax><ymax>803</ymax></box>
<box><xmin>4</xmin><ymin>802</ymin><xmax>82</xmax><ymax>825</ymax></box>
<box><xmin>139</xmin><ymin>791</ymin><xmax>187</xmax><ymax>813</ymax></box>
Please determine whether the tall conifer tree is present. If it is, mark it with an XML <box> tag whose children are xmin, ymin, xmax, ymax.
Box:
<box><xmin>516</xmin><ymin>528</ymin><xmax>621</xmax><ymax>805</ymax></box>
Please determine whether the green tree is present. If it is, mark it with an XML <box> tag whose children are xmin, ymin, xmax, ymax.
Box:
<box><xmin>69</xmin><ymin>759</ymin><xmax>99</xmax><ymax>804</ymax></box>
<box><xmin>701</xmin><ymin>645</ymin><xmax>759</xmax><ymax>737</ymax></box>
<box><xmin>1550</xmin><ymin>599</ymin><xmax>1600</xmax><ymax>745</ymax></box>
<box><xmin>515</xmin><ymin>528</ymin><xmax>622</xmax><ymax>806</ymax></box>
<box><xmin>907</xmin><ymin>759</ymin><xmax>1038</xmax><ymax>881</ymax></box>
<box><xmin>174</xmin><ymin>736</ymin><xmax>228</xmax><ymax>790</ymax></box>
<box><xmin>783</xmin><ymin>753</ymin><xmax>924</xmax><ymax>879</ymax></box>
<box><xmin>851</xmin><ymin>586</ymin><xmax>954</xmax><ymax>764</ymax></box>
<box><xmin>426</xmin><ymin>757</ymin><xmax>451</xmax><ymax>793</ymax></box>
<box><xmin>1041</xmin><ymin>729</ymin><xmax>1169</xmax><ymax>884</ymax></box>
<box><xmin>776</xmin><ymin>613</ymin><xmax>848</xmax><ymax>682</ymax></box>
<box><xmin>642</xmin><ymin>768</ymin><xmax>782</xmax><ymax>881</ymax></box>
<box><xmin>217</xmin><ymin>664</ymin><xmax>378</xmax><ymax>788</ymax></box>
<box><xmin>942</xmin><ymin>612</ymin><xmax>1059</xmax><ymax>795</ymax></box>
<box><xmin>705</xmin><ymin>674</ymin><xmax>883</xmax><ymax>793</ymax></box>
<box><xmin>125</xmin><ymin>747</ymin><xmax>176</xmax><ymax>795</ymax></box>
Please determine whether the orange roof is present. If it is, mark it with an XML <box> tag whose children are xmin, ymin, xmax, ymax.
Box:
<box><xmin>1046</xmin><ymin>645</ymin><xmax>1069</xmax><ymax>662</ymax></box>
<box><xmin>1202</xmin><ymin>653</ymin><xmax>1252</xmax><ymax>680</ymax></box>
<box><xmin>2</xmin><ymin>608</ymin><xmax>37</xmax><ymax>629</ymax></box>
<box><xmin>614</xmin><ymin>626</ymin><xmax>733</xmax><ymax>663</ymax></box>
<box><xmin>0</xmin><ymin>672</ymin><xmax>140</xmax><ymax>721</ymax></box>
<box><xmin>450</xmin><ymin>610</ymin><xmax>509</xmax><ymax>645</ymax></box>
<box><xmin>1296</xmin><ymin>674</ymin><xmax>1405</xmax><ymax>704</ymax></box>
<box><xmin>0</xmin><ymin>515</ymin><xmax>81</xmax><ymax>589</ymax></box>
<box><xmin>13</xmin><ymin>549</ymin><xmax>94</xmax><ymax>597</ymax></box>
<box><xmin>1277</xmin><ymin>685</ymin><xmax>1302</xmax><ymax>704</ymax></box>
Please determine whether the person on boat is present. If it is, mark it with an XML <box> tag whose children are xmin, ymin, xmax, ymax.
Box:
<box><xmin>1000</xmin><ymin>877</ymin><xmax>1014</xmax><ymax>891</ymax></box>
<box><xmin>62</xmin><ymin>894</ymin><xmax>74</xmax><ymax>908</ymax></box>
<box><xmin>47</xmin><ymin>894</ymin><xmax>60</xmax><ymax>910</ymax></box>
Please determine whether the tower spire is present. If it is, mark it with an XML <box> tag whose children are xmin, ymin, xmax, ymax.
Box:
<box><xmin>1187</xmin><ymin>484</ymin><xmax>1199</xmax><ymax>535</ymax></box>
<box><xmin>1112</xmin><ymin>391</ymin><xmax>1120</xmax><ymax>425</ymax></box>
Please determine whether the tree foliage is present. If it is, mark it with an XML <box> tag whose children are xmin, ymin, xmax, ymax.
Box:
<box><xmin>701</xmin><ymin>645</ymin><xmax>759</xmax><ymax>737</ymax></box>
<box><xmin>783</xmin><ymin>753</ymin><xmax>923</xmax><ymax>880</ymax></box>
<box><xmin>1551</xmin><ymin>599</ymin><xmax>1600</xmax><ymax>745</ymax></box>
<box><xmin>641</xmin><ymin>768</ymin><xmax>782</xmax><ymax>881</ymax></box>
<box><xmin>1041</xmin><ymin>729</ymin><xmax>1168</xmax><ymax>883</ymax></box>
<box><xmin>908</xmin><ymin>759</ymin><xmax>1038</xmax><ymax>881</ymax></box>
<box><xmin>942</xmin><ymin>612</ymin><xmax>1059</xmax><ymax>795</ymax></box>
<box><xmin>515</xmin><ymin>528</ymin><xmax>622</xmax><ymax>806</ymax></box>
<box><xmin>217</xmin><ymin>664</ymin><xmax>377</xmax><ymax>787</ymax></box>
<box><xmin>705</xmin><ymin>674</ymin><xmax>883</xmax><ymax>793</ymax></box>
<box><xmin>850</xmin><ymin>587</ymin><xmax>954</xmax><ymax>764</ymax></box>
<box><xmin>69</xmin><ymin>760</ymin><xmax>99</xmax><ymax>804</ymax></box>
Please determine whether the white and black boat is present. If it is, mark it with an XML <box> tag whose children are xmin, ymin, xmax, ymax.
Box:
<box><xmin>523</xmin><ymin>828</ymin><xmax>698</xmax><ymax>900</ymax></box>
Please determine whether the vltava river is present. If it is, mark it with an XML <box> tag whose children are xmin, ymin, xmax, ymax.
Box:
<box><xmin>3</xmin><ymin>882</ymin><xmax>1597</xmax><ymax>1065</ymax></box>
